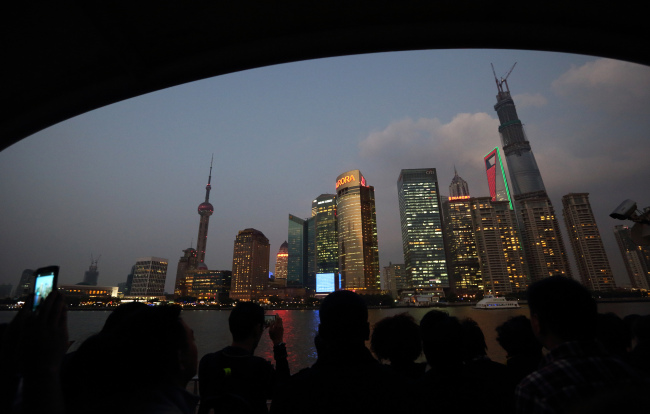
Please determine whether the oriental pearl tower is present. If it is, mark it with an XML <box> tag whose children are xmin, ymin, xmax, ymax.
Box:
<box><xmin>196</xmin><ymin>156</ymin><xmax>214</xmax><ymax>267</ymax></box>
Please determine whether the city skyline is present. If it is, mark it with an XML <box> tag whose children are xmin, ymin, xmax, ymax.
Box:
<box><xmin>1</xmin><ymin>50</ymin><xmax>649</xmax><ymax>293</ymax></box>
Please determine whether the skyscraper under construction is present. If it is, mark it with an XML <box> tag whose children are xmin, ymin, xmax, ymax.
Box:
<box><xmin>492</xmin><ymin>64</ymin><xmax>571</xmax><ymax>282</ymax></box>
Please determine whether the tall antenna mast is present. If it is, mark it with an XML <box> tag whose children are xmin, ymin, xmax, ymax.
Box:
<box><xmin>205</xmin><ymin>153</ymin><xmax>213</xmax><ymax>202</ymax></box>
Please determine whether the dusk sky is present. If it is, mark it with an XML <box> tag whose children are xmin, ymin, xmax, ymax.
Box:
<box><xmin>1</xmin><ymin>49</ymin><xmax>649</xmax><ymax>294</ymax></box>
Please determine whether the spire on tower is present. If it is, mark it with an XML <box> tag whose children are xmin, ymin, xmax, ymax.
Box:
<box><xmin>205</xmin><ymin>153</ymin><xmax>213</xmax><ymax>202</ymax></box>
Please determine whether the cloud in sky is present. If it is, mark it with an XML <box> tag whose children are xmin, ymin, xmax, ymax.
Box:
<box><xmin>551</xmin><ymin>58</ymin><xmax>650</xmax><ymax>115</ymax></box>
<box><xmin>359</xmin><ymin>113</ymin><xmax>499</xmax><ymax>175</ymax></box>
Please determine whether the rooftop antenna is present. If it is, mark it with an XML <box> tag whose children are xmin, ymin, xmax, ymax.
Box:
<box><xmin>491</xmin><ymin>62</ymin><xmax>517</xmax><ymax>94</ymax></box>
<box><xmin>204</xmin><ymin>153</ymin><xmax>214</xmax><ymax>203</ymax></box>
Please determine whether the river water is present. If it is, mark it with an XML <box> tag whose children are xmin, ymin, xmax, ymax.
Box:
<box><xmin>1</xmin><ymin>302</ymin><xmax>648</xmax><ymax>373</ymax></box>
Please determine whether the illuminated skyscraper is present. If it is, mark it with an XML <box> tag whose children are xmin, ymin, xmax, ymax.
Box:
<box><xmin>444</xmin><ymin>171</ymin><xmax>482</xmax><ymax>295</ymax></box>
<box><xmin>312</xmin><ymin>194</ymin><xmax>338</xmax><ymax>274</ymax></box>
<box><xmin>336</xmin><ymin>170</ymin><xmax>380</xmax><ymax>292</ymax></box>
<box><xmin>562</xmin><ymin>193</ymin><xmax>615</xmax><ymax>291</ymax></box>
<box><xmin>196</xmin><ymin>157</ymin><xmax>214</xmax><ymax>265</ymax></box>
<box><xmin>470</xmin><ymin>197</ymin><xmax>527</xmax><ymax>294</ymax></box>
<box><xmin>130</xmin><ymin>257</ymin><xmax>169</xmax><ymax>298</ymax></box>
<box><xmin>613</xmin><ymin>225</ymin><xmax>650</xmax><ymax>290</ymax></box>
<box><xmin>273</xmin><ymin>241</ymin><xmax>289</xmax><ymax>287</ymax></box>
<box><xmin>492</xmin><ymin>66</ymin><xmax>571</xmax><ymax>281</ymax></box>
<box><xmin>397</xmin><ymin>168</ymin><xmax>448</xmax><ymax>293</ymax></box>
<box><xmin>230</xmin><ymin>228</ymin><xmax>270</xmax><ymax>301</ymax></box>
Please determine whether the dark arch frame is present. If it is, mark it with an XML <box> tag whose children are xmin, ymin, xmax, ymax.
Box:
<box><xmin>2</xmin><ymin>1</ymin><xmax>648</xmax><ymax>151</ymax></box>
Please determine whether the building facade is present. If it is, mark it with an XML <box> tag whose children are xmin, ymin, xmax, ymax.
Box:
<box><xmin>562</xmin><ymin>193</ymin><xmax>615</xmax><ymax>291</ymax></box>
<box><xmin>174</xmin><ymin>247</ymin><xmax>198</xmax><ymax>297</ymax></box>
<box><xmin>445</xmin><ymin>192</ymin><xmax>482</xmax><ymax>295</ymax></box>
<box><xmin>397</xmin><ymin>168</ymin><xmax>448</xmax><ymax>293</ymax></box>
<box><xmin>382</xmin><ymin>262</ymin><xmax>407</xmax><ymax>299</ymax></box>
<box><xmin>273</xmin><ymin>241</ymin><xmax>289</xmax><ymax>287</ymax></box>
<box><xmin>230</xmin><ymin>228</ymin><xmax>270</xmax><ymax>301</ymax></box>
<box><xmin>287</xmin><ymin>215</ymin><xmax>307</xmax><ymax>287</ymax></box>
<box><xmin>518</xmin><ymin>196</ymin><xmax>572</xmax><ymax>282</ymax></box>
<box><xmin>129</xmin><ymin>257</ymin><xmax>169</xmax><ymax>298</ymax></box>
<box><xmin>613</xmin><ymin>225</ymin><xmax>650</xmax><ymax>290</ymax></box>
<box><xmin>312</xmin><ymin>194</ymin><xmax>338</xmax><ymax>275</ymax></box>
<box><xmin>470</xmin><ymin>197</ymin><xmax>527</xmax><ymax>295</ymax></box>
<box><xmin>182</xmin><ymin>269</ymin><xmax>232</xmax><ymax>301</ymax></box>
<box><xmin>336</xmin><ymin>170</ymin><xmax>380</xmax><ymax>292</ymax></box>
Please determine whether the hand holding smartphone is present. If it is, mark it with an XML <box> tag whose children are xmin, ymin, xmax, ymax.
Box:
<box><xmin>32</xmin><ymin>266</ymin><xmax>59</xmax><ymax>312</ymax></box>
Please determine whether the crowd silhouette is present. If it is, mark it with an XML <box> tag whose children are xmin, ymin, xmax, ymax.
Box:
<box><xmin>1</xmin><ymin>276</ymin><xmax>649</xmax><ymax>414</ymax></box>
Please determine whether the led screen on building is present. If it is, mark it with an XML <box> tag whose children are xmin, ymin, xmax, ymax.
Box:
<box><xmin>316</xmin><ymin>273</ymin><xmax>335</xmax><ymax>293</ymax></box>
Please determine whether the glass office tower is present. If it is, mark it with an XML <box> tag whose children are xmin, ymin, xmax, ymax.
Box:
<box><xmin>130</xmin><ymin>257</ymin><xmax>169</xmax><ymax>297</ymax></box>
<box><xmin>287</xmin><ymin>215</ymin><xmax>307</xmax><ymax>287</ymax></box>
<box><xmin>397</xmin><ymin>168</ymin><xmax>448</xmax><ymax>292</ymax></box>
<box><xmin>312</xmin><ymin>194</ymin><xmax>338</xmax><ymax>274</ymax></box>
<box><xmin>336</xmin><ymin>170</ymin><xmax>380</xmax><ymax>292</ymax></box>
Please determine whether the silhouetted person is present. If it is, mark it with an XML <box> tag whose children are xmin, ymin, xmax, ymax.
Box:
<box><xmin>459</xmin><ymin>318</ymin><xmax>513</xmax><ymax>412</ymax></box>
<box><xmin>199</xmin><ymin>302</ymin><xmax>289</xmax><ymax>414</ymax></box>
<box><xmin>496</xmin><ymin>315</ymin><xmax>543</xmax><ymax>386</ymax></box>
<box><xmin>595</xmin><ymin>312</ymin><xmax>631</xmax><ymax>360</ymax></box>
<box><xmin>62</xmin><ymin>301</ymin><xmax>149</xmax><ymax>411</ymax></box>
<box><xmin>271</xmin><ymin>290</ymin><xmax>406</xmax><ymax>414</ymax></box>
<box><xmin>0</xmin><ymin>291</ymin><xmax>68</xmax><ymax>414</ymax></box>
<box><xmin>65</xmin><ymin>305</ymin><xmax>199</xmax><ymax>414</ymax></box>
<box><xmin>370</xmin><ymin>313</ymin><xmax>425</xmax><ymax>379</ymax></box>
<box><xmin>628</xmin><ymin>314</ymin><xmax>650</xmax><ymax>377</ymax></box>
<box><xmin>418</xmin><ymin>310</ymin><xmax>465</xmax><ymax>412</ymax></box>
<box><xmin>515</xmin><ymin>276</ymin><xmax>643</xmax><ymax>414</ymax></box>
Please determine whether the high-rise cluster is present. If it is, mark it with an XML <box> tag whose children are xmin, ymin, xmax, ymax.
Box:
<box><xmin>280</xmin><ymin>171</ymin><xmax>379</xmax><ymax>297</ymax></box>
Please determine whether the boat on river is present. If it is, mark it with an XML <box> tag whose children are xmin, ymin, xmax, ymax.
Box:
<box><xmin>473</xmin><ymin>295</ymin><xmax>520</xmax><ymax>309</ymax></box>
